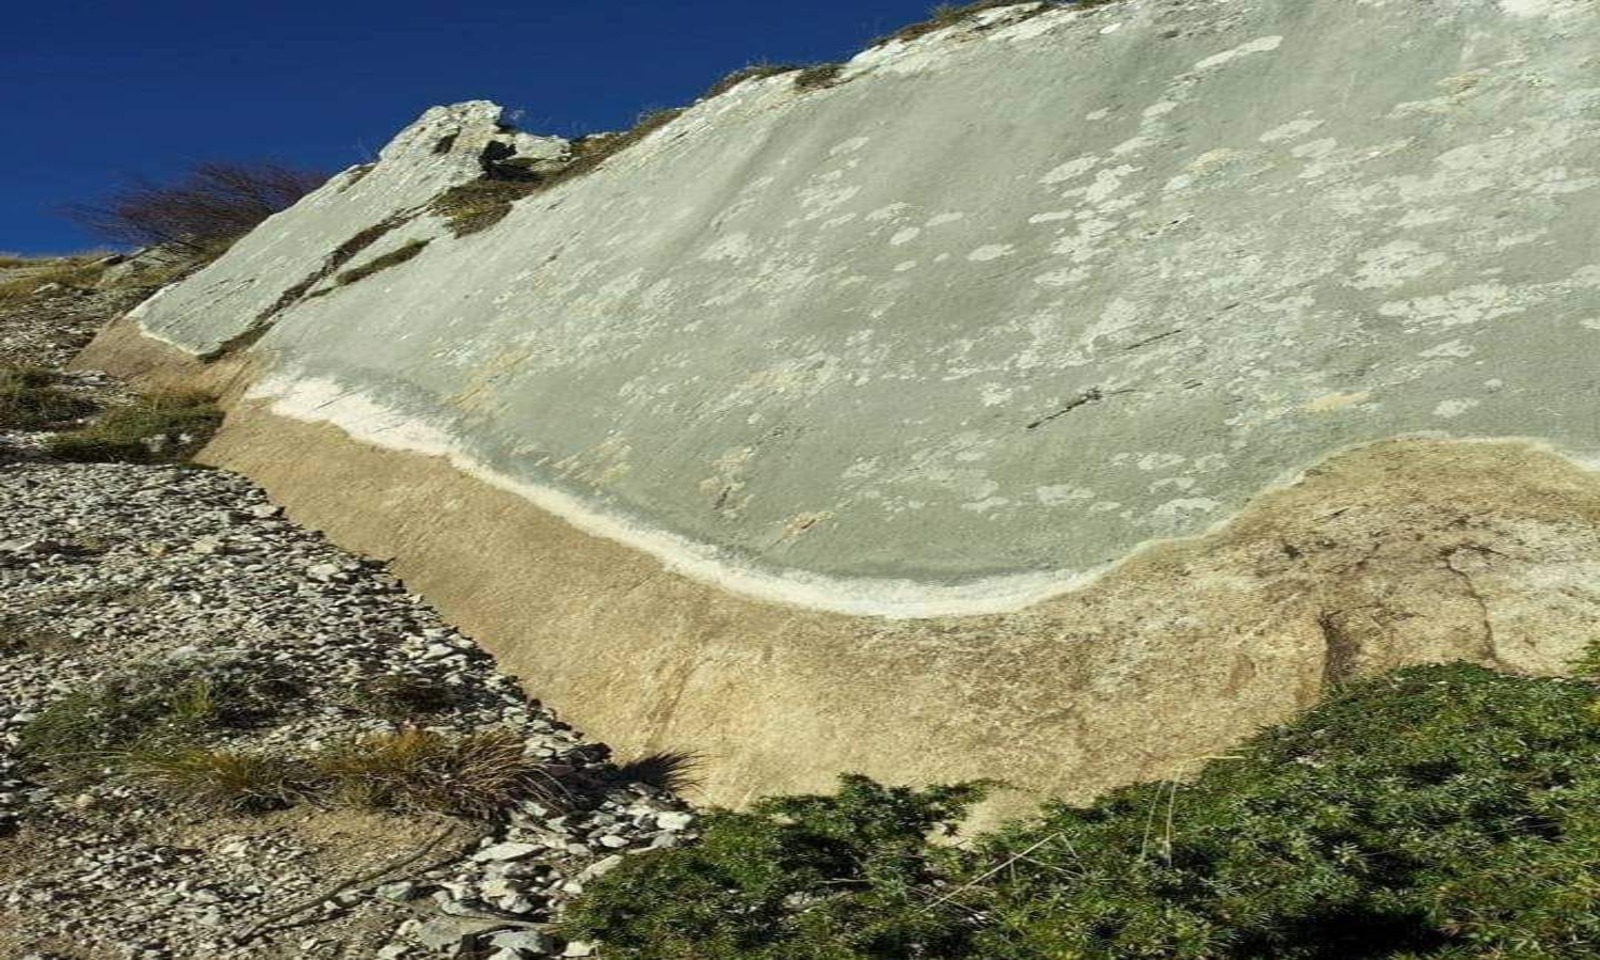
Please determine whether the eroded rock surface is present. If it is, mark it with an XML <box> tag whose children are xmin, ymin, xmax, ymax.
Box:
<box><xmin>80</xmin><ymin>0</ymin><xmax>1600</xmax><ymax>806</ymax></box>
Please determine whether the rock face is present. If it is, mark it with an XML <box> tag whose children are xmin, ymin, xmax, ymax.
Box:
<box><xmin>82</xmin><ymin>0</ymin><xmax>1600</xmax><ymax>808</ymax></box>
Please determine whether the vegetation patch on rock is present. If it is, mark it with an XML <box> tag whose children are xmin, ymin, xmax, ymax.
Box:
<box><xmin>432</xmin><ymin>108</ymin><xmax>686</xmax><ymax>238</ymax></box>
<box><xmin>703</xmin><ymin>63</ymin><xmax>803</xmax><ymax>99</ymax></box>
<box><xmin>334</xmin><ymin>238</ymin><xmax>430</xmax><ymax>286</ymax></box>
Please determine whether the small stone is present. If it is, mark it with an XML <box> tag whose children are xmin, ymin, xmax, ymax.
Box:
<box><xmin>410</xmin><ymin>917</ymin><xmax>498</xmax><ymax>952</ymax></box>
<box><xmin>490</xmin><ymin>929</ymin><xmax>557</xmax><ymax>953</ymax></box>
<box><xmin>579</xmin><ymin>855</ymin><xmax>624</xmax><ymax>881</ymax></box>
<box><xmin>377</xmin><ymin>880</ymin><xmax>419</xmax><ymax>901</ymax></box>
<box><xmin>494</xmin><ymin>894</ymin><xmax>538</xmax><ymax>914</ymax></box>
<box><xmin>474</xmin><ymin>842</ymin><xmax>542</xmax><ymax>862</ymax></box>
<box><xmin>564</xmin><ymin>942</ymin><xmax>597</xmax><ymax>957</ymax></box>
<box><xmin>655</xmin><ymin>811</ymin><xmax>694</xmax><ymax>832</ymax></box>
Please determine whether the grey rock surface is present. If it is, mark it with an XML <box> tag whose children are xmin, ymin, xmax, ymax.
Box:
<box><xmin>124</xmin><ymin>0</ymin><xmax>1600</xmax><ymax>617</ymax></box>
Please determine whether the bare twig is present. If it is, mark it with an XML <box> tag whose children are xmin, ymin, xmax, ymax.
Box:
<box><xmin>236</xmin><ymin>818</ymin><xmax>479</xmax><ymax>943</ymax></box>
<box><xmin>919</xmin><ymin>833</ymin><xmax>1063</xmax><ymax>913</ymax></box>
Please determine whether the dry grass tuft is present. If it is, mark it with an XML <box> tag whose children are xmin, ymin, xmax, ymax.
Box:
<box><xmin>703</xmin><ymin>62</ymin><xmax>803</xmax><ymax>100</ymax></box>
<box><xmin>119</xmin><ymin>746</ymin><xmax>308</xmax><ymax>813</ymax></box>
<box><xmin>872</xmin><ymin>0</ymin><xmax>1056</xmax><ymax>48</ymax></box>
<box><xmin>313</xmin><ymin>728</ymin><xmax>563</xmax><ymax>819</ymax></box>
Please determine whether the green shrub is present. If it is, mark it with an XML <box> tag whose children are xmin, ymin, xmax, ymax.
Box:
<box><xmin>563</xmin><ymin>776</ymin><xmax>992</xmax><ymax>958</ymax></box>
<box><xmin>567</xmin><ymin>665</ymin><xmax>1600</xmax><ymax>959</ymax></box>
<box><xmin>47</xmin><ymin>390</ymin><xmax>221</xmax><ymax>463</ymax></box>
<box><xmin>0</xmin><ymin>364</ymin><xmax>94</xmax><ymax>429</ymax></box>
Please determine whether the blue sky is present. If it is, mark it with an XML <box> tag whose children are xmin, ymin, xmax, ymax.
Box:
<box><xmin>3</xmin><ymin>0</ymin><xmax>956</xmax><ymax>254</ymax></box>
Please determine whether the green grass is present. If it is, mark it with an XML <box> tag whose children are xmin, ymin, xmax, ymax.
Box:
<box><xmin>15</xmin><ymin>661</ymin><xmax>554</xmax><ymax>820</ymax></box>
<box><xmin>0</xmin><ymin>364</ymin><xmax>94</xmax><ymax>429</ymax></box>
<box><xmin>47</xmin><ymin>390</ymin><xmax>221</xmax><ymax>463</ymax></box>
<box><xmin>0</xmin><ymin>259</ymin><xmax>109</xmax><ymax>305</ymax></box>
<box><xmin>566</xmin><ymin>664</ymin><xmax>1600</xmax><ymax>959</ymax></box>
<box><xmin>16</xmin><ymin>659</ymin><xmax>294</xmax><ymax>780</ymax></box>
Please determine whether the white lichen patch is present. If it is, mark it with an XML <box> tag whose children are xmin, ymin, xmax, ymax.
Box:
<box><xmin>1193</xmin><ymin>36</ymin><xmax>1284</xmax><ymax>72</ymax></box>
<box><xmin>1291</xmin><ymin>138</ymin><xmax>1339</xmax><ymax>160</ymax></box>
<box><xmin>979</xmin><ymin>383</ymin><xmax>1015</xmax><ymax>406</ymax></box>
<box><xmin>968</xmin><ymin>244</ymin><xmax>1015</xmax><ymax>262</ymax></box>
<box><xmin>1377</xmin><ymin>284</ymin><xmax>1522</xmax><ymax>328</ymax></box>
<box><xmin>1350</xmin><ymin>241</ymin><xmax>1449</xmax><ymax>290</ymax></box>
<box><xmin>699</xmin><ymin>232</ymin><xmax>756</xmax><ymax>263</ymax></box>
<box><xmin>1036</xmin><ymin>485</ymin><xmax>1095</xmax><ymax>506</ymax></box>
<box><xmin>1418</xmin><ymin>340</ymin><xmax>1475</xmax><ymax>359</ymax></box>
<box><xmin>1433</xmin><ymin>398</ymin><xmax>1481</xmax><ymax>418</ymax></box>
<box><xmin>1307</xmin><ymin>391</ymin><xmax>1372</xmax><ymax>413</ymax></box>
<box><xmin>1041</xmin><ymin>156</ymin><xmax>1101</xmax><ymax>185</ymax></box>
<box><xmin>961</xmin><ymin>497</ymin><xmax>1011</xmax><ymax>514</ymax></box>
<box><xmin>1259</xmin><ymin>118</ymin><xmax>1325</xmax><ymax>143</ymax></box>
<box><xmin>829</xmin><ymin>136</ymin><xmax>871</xmax><ymax>157</ymax></box>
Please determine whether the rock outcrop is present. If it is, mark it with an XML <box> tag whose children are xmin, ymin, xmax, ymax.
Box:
<box><xmin>81</xmin><ymin>0</ymin><xmax>1600</xmax><ymax>809</ymax></box>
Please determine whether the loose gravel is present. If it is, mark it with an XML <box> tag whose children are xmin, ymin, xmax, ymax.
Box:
<box><xmin>0</xmin><ymin>259</ymin><xmax>692</xmax><ymax>959</ymax></box>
